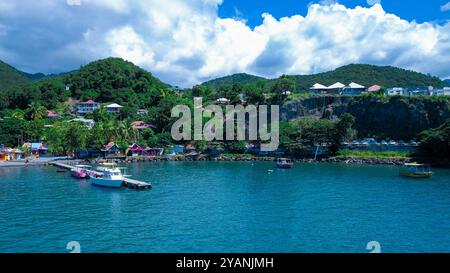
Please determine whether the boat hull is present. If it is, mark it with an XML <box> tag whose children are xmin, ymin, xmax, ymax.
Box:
<box><xmin>90</xmin><ymin>177</ymin><xmax>123</xmax><ymax>188</ymax></box>
<box><xmin>71</xmin><ymin>170</ymin><xmax>88</xmax><ymax>179</ymax></box>
<box><xmin>277</xmin><ymin>164</ymin><xmax>293</xmax><ymax>169</ymax></box>
<box><xmin>400</xmin><ymin>172</ymin><xmax>433</xmax><ymax>178</ymax></box>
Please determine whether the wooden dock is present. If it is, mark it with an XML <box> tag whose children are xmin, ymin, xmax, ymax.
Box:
<box><xmin>50</xmin><ymin>162</ymin><xmax>152</xmax><ymax>190</ymax></box>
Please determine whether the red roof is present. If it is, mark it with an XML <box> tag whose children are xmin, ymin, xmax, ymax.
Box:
<box><xmin>80</xmin><ymin>100</ymin><xmax>98</xmax><ymax>104</ymax></box>
<box><xmin>132</xmin><ymin>121</ymin><xmax>157</xmax><ymax>130</ymax></box>
<box><xmin>47</xmin><ymin>111</ymin><xmax>58</xmax><ymax>118</ymax></box>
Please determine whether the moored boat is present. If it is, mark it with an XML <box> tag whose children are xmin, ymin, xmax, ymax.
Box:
<box><xmin>90</xmin><ymin>167</ymin><xmax>124</xmax><ymax>188</ymax></box>
<box><xmin>400</xmin><ymin>163</ymin><xmax>433</xmax><ymax>178</ymax></box>
<box><xmin>70</xmin><ymin>165</ymin><xmax>91</xmax><ymax>179</ymax></box>
<box><xmin>276</xmin><ymin>158</ymin><xmax>294</xmax><ymax>169</ymax></box>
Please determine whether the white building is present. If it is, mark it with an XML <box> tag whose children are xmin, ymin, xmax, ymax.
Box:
<box><xmin>342</xmin><ymin>82</ymin><xmax>366</xmax><ymax>95</ymax></box>
<box><xmin>309</xmin><ymin>83</ymin><xmax>329</xmax><ymax>94</ymax></box>
<box><xmin>387</xmin><ymin>87</ymin><xmax>406</xmax><ymax>96</ymax></box>
<box><xmin>105</xmin><ymin>103</ymin><xmax>123</xmax><ymax>113</ymax></box>
<box><xmin>216</xmin><ymin>98</ymin><xmax>230</xmax><ymax>104</ymax></box>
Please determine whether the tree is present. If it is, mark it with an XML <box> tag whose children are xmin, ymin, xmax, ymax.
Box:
<box><xmin>27</xmin><ymin>102</ymin><xmax>47</xmax><ymax>120</ymax></box>
<box><xmin>329</xmin><ymin>113</ymin><xmax>356</xmax><ymax>155</ymax></box>
<box><xmin>63</xmin><ymin>122</ymin><xmax>89</xmax><ymax>155</ymax></box>
<box><xmin>417</xmin><ymin>119</ymin><xmax>450</xmax><ymax>159</ymax></box>
<box><xmin>270</xmin><ymin>75</ymin><xmax>296</xmax><ymax>105</ymax></box>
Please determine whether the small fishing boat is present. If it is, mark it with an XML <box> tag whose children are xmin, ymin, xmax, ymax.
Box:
<box><xmin>276</xmin><ymin>158</ymin><xmax>294</xmax><ymax>169</ymax></box>
<box><xmin>90</xmin><ymin>167</ymin><xmax>124</xmax><ymax>188</ymax></box>
<box><xmin>70</xmin><ymin>165</ymin><xmax>92</xmax><ymax>179</ymax></box>
<box><xmin>400</xmin><ymin>163</ymin><xmax>433</xmax><ymax>178</ymax></box>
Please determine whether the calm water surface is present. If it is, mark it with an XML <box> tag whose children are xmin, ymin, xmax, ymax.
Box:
<box><xmin>0</xmin><ymin>162</ymin><xmax>449</xmax><ymax>253</ymax></box>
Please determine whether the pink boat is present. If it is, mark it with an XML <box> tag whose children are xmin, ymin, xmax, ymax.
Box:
<box><xmin>70</xmin><ymin>165</ymin><xmax>91</xmax><ymax>179</ymax></box>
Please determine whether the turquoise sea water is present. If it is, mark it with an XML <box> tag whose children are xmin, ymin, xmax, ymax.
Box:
<box><xmin>0</xmin><ymin>162</ymin><xmax>449</xmax><ymax>253</ymax></box>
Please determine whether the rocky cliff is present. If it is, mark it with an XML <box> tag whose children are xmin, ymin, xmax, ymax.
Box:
<box><xmin>281</xmin><ymin>95</ymin><xmax>450</xmax><ymax>140</ymax></box>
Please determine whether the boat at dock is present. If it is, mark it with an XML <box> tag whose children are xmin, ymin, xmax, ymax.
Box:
<box><xmin>89</xmin><ymin>167</ymin><xmax>125</xmax><ymax>188</ymax></box>
<box><xmin>70</xmin><ymin>165</ymin><xmax>92</xmax><ymax>179</ymax></box>
<box><xmin>400</xmin><ymin>163</ymin><xmax>433</xmax><ymax>178</ymax></box>
<box><xmin>277</xmin><ymin>158</ymin><xmax>294</xmax><ymax>169</ymax></box>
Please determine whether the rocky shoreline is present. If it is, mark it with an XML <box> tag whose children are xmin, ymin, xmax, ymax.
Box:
<box><xmin>82</xmin><ymin>155</ymin><xmax>450</xmax><ymax>168</ymax></box>
<box><xmin>3</xmin><ymin>155</ymin><xmax>449</xmax><ymax>168</ymax></box>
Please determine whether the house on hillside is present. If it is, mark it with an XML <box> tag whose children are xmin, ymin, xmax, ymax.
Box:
<box><xmin>366</xmin><ymin>85</ymin><xmax>382</xmax><ymax>94</ymax></box>
<box><xmin>342</xmin><ymin>82</ymin><xmax>365</xmax><ymax>95</ymax></box>
<box><xmin>408</xmin><ymin>87</ymin><xmax>430</xmax><ymax>96</ymax></box>
<box><xmin>137</xmin><ymin>109</ymin><xmax>148</xmax><ymax>115</ymax></box>
<box><xmin>309</xmin><ymin>83</ymin><xmax>329</xmax><ymax>94</ymax></box>
<box><xmin>216</xmin><ymin>98</ymin><xmax>230</xmax><ymax>104</ymax></box>
<box><xmin>105</xmin><ymin>103</ymin><xmax>123</xmax><ymax>113</ymax></box>
<box><xmin>386</xmin><ymin>87</ymin><xmax>406</xmax><ymax>96</ymax></box>
<box><xmin>327</xmin><ymin>82</ymin><xmax>346</xmax><ymax>94</ymax></box>
<box><xmin>47</xmin><ymin>111</ymin><xmax>59</xmax><ymax>119</ymax></box>
<box><xmin>131</xmin><ymin>121</ymin><xmax>157</xmax><ymax>131</ymax></box>
<box><xmin>69</xmin><ymin>118</ymin><xmax>95</xmax><ymax>129</ymax></box>
<box><xmin>76</xmin><ymin>100</ymin><xmax>100</xmax><ymax>115</ymax></box>
<box><xmin>432</xmin><ymin>87</ymin><xmax>450</xmax><ymax>96</ymax></box>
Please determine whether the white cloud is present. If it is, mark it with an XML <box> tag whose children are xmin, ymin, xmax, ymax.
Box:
<box><xmin>441</xmin><ymin>2</ymin><xmax>450</xmax><ymax>12</ymax></box>
<box><xmin>0</xmin><ymin>0</ymin><xmax>449</xmax><ymax>86</ymax></box>
<box><xmin>67</xmin><ymin>0</ymin><xmax>82</xmax><ymax>6</ymax></box>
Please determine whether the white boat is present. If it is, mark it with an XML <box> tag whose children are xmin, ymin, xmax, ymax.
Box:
<box><xmin>90</xmin><ymin>167</ymin><xmax>124</xmax><ymax>188</ymax></box>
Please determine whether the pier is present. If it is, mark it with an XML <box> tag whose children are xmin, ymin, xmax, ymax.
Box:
<box><xmin>50</xmin><ymin>162</ymin><xmax>152</xmax><ymax>190</ymax></box>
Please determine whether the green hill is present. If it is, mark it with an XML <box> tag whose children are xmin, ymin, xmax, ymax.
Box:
<box><xmin>0</xmin><ymin>60</ymin><xmax>31</xmax><ymax>90</ymax></box>
<box><xmin>202</xmin><ymin>64</ymin><xmax>445</xmax><ymax>92</ymax></box>
<box><xmin>292</xmin><ymin>64</ymin><xmax>444</xmax><ymax>91</ymax></box>
<box><xmin>202</xmin><ymin>73</ymin><xmax>267</xmax><ymax>89</ymax></box>
<box><xmin>63</xmin><ymin>57</ymin><xmax>169</xmax><ymax>103</ymax></box>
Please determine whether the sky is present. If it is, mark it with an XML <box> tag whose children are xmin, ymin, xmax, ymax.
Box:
<box><xmin>0</xmin><ymin>0</ymin><xmax>449</xmax><ymax>87</ymax></box>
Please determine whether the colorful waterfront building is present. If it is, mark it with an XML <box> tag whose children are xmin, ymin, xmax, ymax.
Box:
<box><xmin>22</xmin><ymin>143</ymin><xmax>48</xmax><ymax>156</ymax></box>
<box><xmin>102</xmin><ymin>142</ymin><xmax>122</xmax><ymax>156</ymax></box>
<box><xmin>127</xmin><ymin>144</ymin><xmax>145</xmax><ymax>157</ymax></box>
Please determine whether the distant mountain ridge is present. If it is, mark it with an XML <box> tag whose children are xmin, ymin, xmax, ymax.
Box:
<box><xmin>201</xmin><ymin>64</ymin><xmax>445</xmax><ymax>91</ymax></box>
<box><xmin>0</xmin><ymin>60</ymin><xmax>31</xmax><ymax>90</ymax></box>
<box><xmin>202</xmin><ymin>73</ymin><xmax>267</xmax><ymax>89</ymax></box>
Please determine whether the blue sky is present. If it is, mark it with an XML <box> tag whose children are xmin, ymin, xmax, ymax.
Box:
<box><xmin>219</xmin><ymin>0</ymin><xmax>450</xmax><ymax>27</ymax></box>
<box><xmin>0</xmin><ymin>0</ymin><xmax>449</xmax><ymax>86</ymax></box>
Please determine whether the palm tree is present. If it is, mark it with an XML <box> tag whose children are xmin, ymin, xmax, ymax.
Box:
<box><xmin>27</xmin><ymin>102</ymin><xmax>47</xmax><ymax>120</ymax></box>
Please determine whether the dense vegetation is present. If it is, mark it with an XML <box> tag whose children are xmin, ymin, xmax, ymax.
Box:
<box><xmin>417</xmin><ymin>119</ymin><xmax>450</xmax><ymax>159</ymax></box>
<box><xmin>202</xmin><ymin>73</ymin><xmax>267</xmax><ymax>90</ymax></box>
<box><xmin>0</xmin><ymin>60</ymin><xmax>31</xmax><ymax>90</ymax></box>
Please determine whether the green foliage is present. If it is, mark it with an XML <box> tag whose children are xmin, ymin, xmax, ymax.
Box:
<box><xmin>0</xmin><ymin>60</ymin><xmax>31</xmax><ymax>90</ymax></box>
<box><xmin>64</xmin><ymin>57</ymin><xmax>168</xmax><ymax>107</ymax></box>
<box><xmin>417</xmin><ymin>119</ymin><xmax>450</xmax><ymax>159</ymax></box>
<box><xmin>226</xmin><ymin>140</ymin><xmax>247</xmax><ymax>153</ymax></box>
<box><xmin>281</xmin><ymin>114</ymin><xmax>355</xmax><ymax>155</ymax></box>
<box><xmin>202</xmin><ymin>73</ymin><xmax>267</xmax><ymax>90</ymax></box>
<box><xmin>336</xmin><ymin>149</ymin><xmax>410</xmax><ymax>159</ymax></box>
